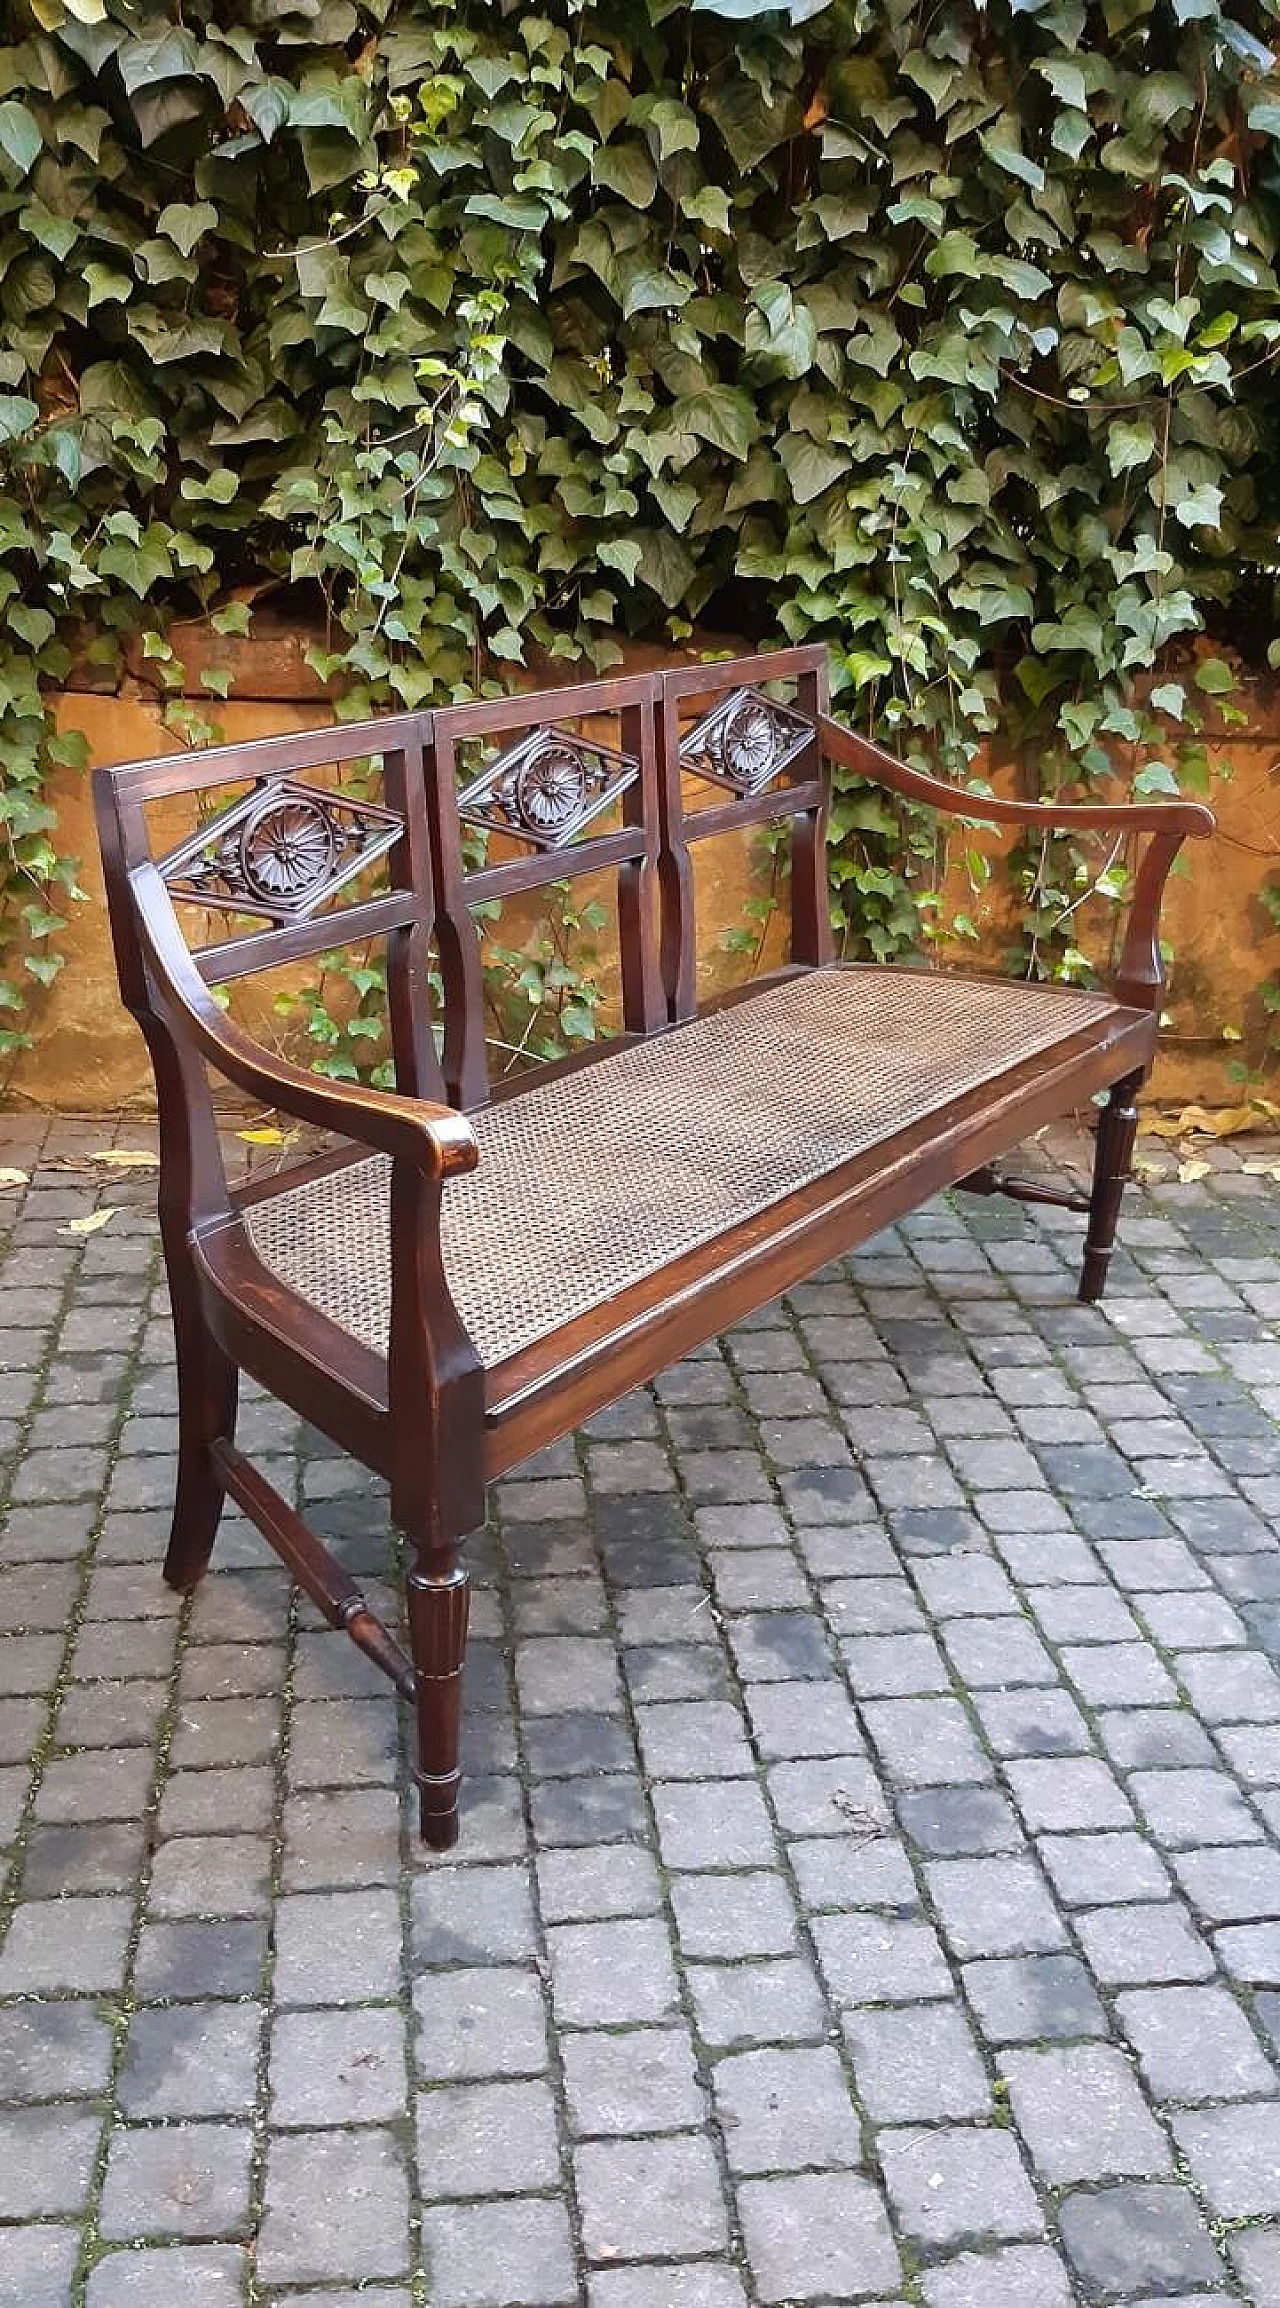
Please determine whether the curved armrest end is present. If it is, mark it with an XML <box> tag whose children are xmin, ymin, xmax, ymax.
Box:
<box><xmin>818</xmin><ymin>716</ymin><xmax>1218</xmax><ymax>841</ymax></box>
<box><xmin>128</xmin><ymin>861</ymin><xmax>478</xmax><ymax>1182</ymax></box>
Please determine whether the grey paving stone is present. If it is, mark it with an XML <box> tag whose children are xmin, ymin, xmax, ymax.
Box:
<box><xmin>547</xmin><ymin>1916</ymin><xmax>680</xmax><ymax>2028</ymax></box>
<box><xmin>119</xmin><ymin>2002</ymin><xmax>261</xmax><ymax>2118</ymax></box>
<box><xmin>416</xmin><ymin>2077</ymin><xmax>560</xmax><ymax>2198</ymax></box>
<box><xmin>1056</xmin><ymin>2182</ymin><xmax>1224</xmax><ymax>2300</ymax></box>
<box><xmin>270</xmin><ymin>2006</ymin><xmax>408</xmax><ymax>2126</ymax></box>
<box><xmin>863</xmin><ymin>1697</ymin><xmax>993</xmax><ymax>1786</ymax></box>
<box><xmin>962</xmin><ymin>1951</ymin><xmax>1108</xmax><ymax>2044</ymax></box>
<box><xmin>562</xmin><ymin>2026</ymin><xmax>706</xmax><ymax>2138</ymax></box>
<box><xmin>0</xmin><ymin>1893</ymin><xmax>132</xmax><ymax>1991</ymax></box>
<box><xmin>1074</xmin><ymin>1899</ymin><xmax>1216</xmax><ymax>1985</ymax></box>
<box><xmin>575</xmin><ymin>2133</ymin><xmax>729</xmax><ymax>2261</ymax></box>
<box><xmin>587</xmin><ymin>2270</ymin><xmax>748</xmax><ymax>2308</ymax></box>
<box><xmin>877</xmin><ymin>2124</ymin><xmax>1043</xmax><ymax>2248</ymax></box>
<box><xmin>98</xmin><ymin>2122</ymin><xmax>253</xmax><ymax>2241</ymax></box>
<box><xmin>0</xmin><ymin>2224</ymin><xmax>80</xmax><ymax>2308</ymax></box>
<box><xmin>273</xmin><ymin>1887</ymin><xmax>402</xmax><ymax>2003</ymax></box>
<box><xmin>0</xmin><ymin>1999</ymin><xmax>114</xmax><ymax>2100</ymax></box>
<box><xmin>411</xmin><ymin>1862</ymin><xmax>537</xmax><ymax>1965</ymax></box>
<box><xmin>737</xmin><ymin>2170</ymin><xmax>903</xmax><ymax>2302</ymax></box>
<box><xmin>0</xmin><ymin>2106</ymin><xmax>101</xmax><ymax>2219</ymax></box>
<box><xmin>419</xmin><ymin>2198</ymin><xmax>576</xmax><ymax>2306</ymax></box>
<box><xmin>1037</xmin><ymin>1830</ymin><xmax>1172</xmax><ymax>1908</ymax></box>
<box><xmin>1172</xmin><ymin>1841</ymin><xmax>1280</xmax><ymax>1923</ymax></box>
<box><xmin>686</xmin><ymin>1955</ymin><xmax>828</xmax><ymax>2047</ymax></box>
<box><xmin>712</xmin><ymin>2045</ymin><xmax>863</xmax><ymax>2173</ymax></box>
<box><xmin>1002</xmin><ymin>2044</ymin><xmax>1172</xmax><ymax>2183</ymax></box>
<box><xmin>896</xmin><ymin>1786</ymin><xmax>1021</xmax><ymax>1855</ymax></box>
<box><xmin>767</xmin><ymin>1755</ymin><xmax>892</xmax><ymax>1839</ymax></box>
<box><xmin>414</xmin><ymin>1964</ymin><xmax>548</xmax><ymax>2081</ymax></box>
<box><xmin>971</xmin><ymin>1686</ymin><xmax>1091</xmax><ymax>1758</ymax></box>
<box><xmin>845</xmin><ymin>2000</ymin><xmax>991</xmax><ymax>2122</ymax></box>
<box><xmin>926</xmin><ymin>1856</ymin><xmax>1068</xmax><ymax>1959</ymax></box>
<box><xmin>148</xmin><ymin>1832</ymin><xmax>271</xmax><ymax>1919</ymax></box>
<box><xmin>1172</xmin><ymin>2099</ymin><xmax>1280</xmax><ymax>2214</ymax></box>
<box><xmin>257</xmin><ymin>2128</ymin><xmax>410</xmax><ymax>2281</ymax></box>
<box><xmin>920</xmin><ymin>2245</ymin><xmax>1073</xmax><ymax>2308</ymax></box>
<box><xmin>1230</xmin><ymin>2225</ymin><xmax>1280</xmax><ymax>2303</ymax></box>
<box><xmin>651</xmin><ymin>1776</ymin><xmax>777</xmax><ymax>1869</ymax></box>
<box><xmin>1129</xmin><ymin>1766</ymin><xmax>1262</xmax><ymax>1848</ymax></box>
<box><xmin>670</xmin><ymin>1869</ymin><xmax>798</xmax><ymax>1959</ymax></box>
<box><xmin>1116</xmin><ymin>1983</ymin><xmax>1277</xmax><ymax>2103</ymax></box>
<box><xmin>85</xmin><ymin>2249</ymin><xmax>248</xmax><ymax>2306</ymax></box>
<box><xmin>134</xmin><ymin>1919</ymin><xmax>267</xmax><ymax>2002</ymax></box>
<box><xmin>813</xmin><ymin>1910</ymin><xmax>953</xmax><ymax>2006</ymax></box>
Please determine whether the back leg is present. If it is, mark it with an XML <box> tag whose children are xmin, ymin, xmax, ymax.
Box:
<box><xmin>163</xmin><ymin>1306</ymin><xmax>238</xmax><ymax>1592</ymax></box>
<box><xmin>1079</xmin><ymin>1068</ymin><xmax>1144</xmax><ymax>1304</ymax></box>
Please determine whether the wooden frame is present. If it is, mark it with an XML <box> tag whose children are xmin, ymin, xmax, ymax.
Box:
<box><xmin>93</xmin><ymin>659</ymin><xmax>1215</xmax><ymax>1846</ymax></box>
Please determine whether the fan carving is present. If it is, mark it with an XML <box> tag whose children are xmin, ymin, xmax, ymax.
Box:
<box><xmin>159</xmin><ymin>777</ymin><xmax>404</xmax><ymax>924</ymax></box>
<box><xmin>680</xmin><ymin>686</ymin><xmax>813</xmax><ymax>796</ymax></box>
<box><xmin>458</xmin><ymin>725</ymin><xmax>638</xmax><ymax>851</ymax></box>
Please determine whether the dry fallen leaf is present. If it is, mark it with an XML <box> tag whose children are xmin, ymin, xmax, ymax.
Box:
<box><xmin>87</xmin><ymin>1148</ymin><xmax>160</xmax><ymax>1169</ymax></box>
<box><xmin>62</xmin><ymin>1209</ymin><xmax>116</xmax><ymax>1236</ymax></box>
<box><xmin>1243</xmin><ymin>1159</ymin><xmax>1280</xmax><ymax>1182</ymax></box>
<box><xmin>237</xmin><ymin>1126</ymin><xmax>290</xmax><ymax>1146</ymax></box>
<box><xmin>0</xmin><ymin>1167</ymin><xmax>28</xmax><ymax>1189</ymax></box>
<box><xmin>1178</xmin><ymin>1158</ymin><xmax>1212</xmax><ymax>1183</ymax></box>
<box><xmin>1143</xmin><ymin>1103</ymin><xmax>1263</xmax><ymax>1141</ymax></box>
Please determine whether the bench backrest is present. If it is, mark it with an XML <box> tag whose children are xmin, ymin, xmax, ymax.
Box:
<box><xmin>93</xmin><ymin>645</ymin><xmax>831</xmax><ymax>1122</ymax></box>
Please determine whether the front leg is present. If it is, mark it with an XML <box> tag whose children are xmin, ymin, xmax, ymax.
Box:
<box><xmin>1079</xmin><ymin>1068</ymin><xmax>1145</xmax><ymax>1304</ymax></box>
<box><xmin>405</xmin><ymin>1544</ymin><xmax>472</xmax><ymax>1850</ymax></box>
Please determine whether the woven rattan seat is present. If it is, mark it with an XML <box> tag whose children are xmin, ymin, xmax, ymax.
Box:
<box><xmin>242</xmin><ymin>966</ymin><xmax>1113</xmax><ymax>1370</ymax></box>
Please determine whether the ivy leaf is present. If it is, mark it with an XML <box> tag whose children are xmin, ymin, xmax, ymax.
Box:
<box><xmin>1171</xmin><ymin>482</ymin><xmax>1224</xmax><ymax>531</ymax></box>
<box><xmin>1133</xmin><ymin>760</ymin><xmax>1181</xmax><ymax>795</ymax></box>
<box><xmin>0</xmin><ymin>101</ymin><xmax>42</xmax><ymax>180</ymax></box>
<box><xmin>1194</xmin><ymin>656</ymin><xmax>1234</xmax><ymax>694</ymax></box>
<box><xmin>83</xmin><ymin>264</ymin><xmax>132</xmax><ymax>308</ymax></box>
<box><xmin>778</xmin><ymin>434</ymin><xmax>847</xmax><ymax>503</ymax></box>
<box><xmin>647</xmin><ymin>99</ymin><xmax>700</xmax><ymax>162</ymax></box>
<box><xmin>0</xmin><ymin>396</ymin><xmax>39</xmax><ymax>444</ymax></box>
<box><xmin>156</xmin><ymin>200</ymin><xmax>217</xmax><ymax>256</ymax></box>
<box><xmin>1107</xmin><ymin>418</ymin><xmax>1156</xmax><ymax>475</ymax></box>
<box><xmin>591</xmin><ymin>142</ymin><xmax>657</xmax><ymax>208</ymax></box>
<box><xmin>1149</xmin><ymin>683</ymin><xmax>1186</xmax><ymax>718</ymax></box>
<box><xmin>669</xmin><ymin>386</ymin><xmax>757</xmax><ymax>461</ymax></box>
<box><xmin>633</xmin><ymin>527</ymin><xmax>695</xmax><ymax>606</ymax></box>
<box><xmin>464</xmin><ymin>193</ymin><xmax>547</xmax><ymax>232</ymax></box>
<box><xmin>979</xmin><ymin>127</ymin><xmax>1045</xmax><ymax>190</ymax></box>
<box><xmin>598</xmin><ymin>538</ymin><xmax>642</xmax><ymax>584</ymax></box>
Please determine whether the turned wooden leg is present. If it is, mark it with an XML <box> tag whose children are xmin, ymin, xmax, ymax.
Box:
<box><xmin>163</xmin><ymin>1315</ymin><xmax>237</xmax><ymax>1593</ymax></box>
<box><xmin>407</xmin><ymin>1560</ymin><xmax>471</xmax><ymax>1849</ymax></box>
<box><xmin>1079</xmin><ymin>1068</ymin><xmax>1144</xmax><ymax>1305</ymax></box>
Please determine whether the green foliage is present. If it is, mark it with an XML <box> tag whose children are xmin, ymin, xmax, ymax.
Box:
<box><xmin>1</xmin><ymin>0</ymin><xmax>1279</xmax><ymax>1059</ymax></box>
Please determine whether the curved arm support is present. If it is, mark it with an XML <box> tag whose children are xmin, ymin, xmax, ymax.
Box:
<box><xmin>817</xmin><ymin>716</ymin><xmax>1216</xmax><ymax>841</ymax></box>
<box><xmin>129</xmin><ymin>862</ymin><xmax>479</xmax><ymax>1182</ymax></box>
<box><xmin>817</xmin><ymin>715</ymin><xmax>1215</xmax><ymax>1014</ymax></box>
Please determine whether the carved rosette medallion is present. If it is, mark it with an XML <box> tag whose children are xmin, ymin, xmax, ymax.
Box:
<box><xmin>458</xmin><ymin>724</ymin><xmax>639</xmax><ymax>851</ymax></box>
<box><xmin>159</xmin><ymin>775</ymin><xmax>404</xmax><ymax>924</ymax></box>
<box><xmin>680</xmin><ymin>685</ymin><xmax>813</xmax><ymax>796</ymax></box>
<box><xmin>239</xmin><ymin>794</ymin><xmax>339</xmax><ymax>906</ymax></box>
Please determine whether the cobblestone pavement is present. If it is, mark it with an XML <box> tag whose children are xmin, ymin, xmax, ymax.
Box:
<box><xmin>1</xmin><ymin>1115</ymin><xmax>1280</xmax><ymax>2306</ymax></box>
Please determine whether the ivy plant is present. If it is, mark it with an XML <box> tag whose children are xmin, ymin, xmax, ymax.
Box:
<box><xmin>1</xmin><ymin>0</ymin><xmax>1279</xmax><ymax>1070</ymax></box>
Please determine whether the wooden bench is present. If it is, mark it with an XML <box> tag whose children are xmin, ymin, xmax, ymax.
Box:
<box><xmin>94</xmin><ymin>646</ymin><xmax>1214</xmax><ymax>1846</ymax></box>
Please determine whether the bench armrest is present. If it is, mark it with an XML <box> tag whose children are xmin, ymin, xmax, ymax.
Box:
<box><xmin>129</xmin><ymin>862</ymin><xmax>478</xmax><ymax>1182</ymax></box>
<box><xmin>817</xmin><ymin>716</ymin><xmax>1217</xmax><ymax>842</ymax></box>
<box><xmin>817</xmin><ymin>714</ymin><xmax>1215</xmax><ymax>1013</ymax></box>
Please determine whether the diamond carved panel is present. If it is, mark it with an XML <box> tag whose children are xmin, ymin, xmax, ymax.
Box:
<box><xmin>457</xmin><ymin>725</ymin><xmax>639</xmax><ymax>852</ymax></box>
<box><xmin>159</xmin><ymin>778</ymin><xmax>404</xmax><ymax>924</ymax></box>
<box><xmin>679</xmin><ymin>686</ymin><xmax>813</xmax><ymax>797</ymax></box>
